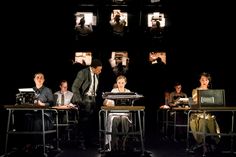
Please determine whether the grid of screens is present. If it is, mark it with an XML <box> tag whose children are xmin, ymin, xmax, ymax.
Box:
<box><xmin>74</xmin><ymin>10</ymin><xmax>167</xmax><ymax>30</ymax></box>
<box><xmin>73</xmin><ymin>51</ymin><xmax>166</xmax><ymax>66</ymax></box>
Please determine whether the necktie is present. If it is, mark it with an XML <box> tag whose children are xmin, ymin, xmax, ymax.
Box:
<box><xmin>61</xmin><ymin>94</ymin><xmax>65</xmax><ymax>105</ymax></box>
<box><xmin>93</xmin><ymin>74</ymin><xmax>96</xmax><ymax>96</ymax></box>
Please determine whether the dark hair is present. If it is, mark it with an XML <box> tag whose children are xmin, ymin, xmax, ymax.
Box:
<box><xmin>34</xmin><ymin>72</ymin><xmax>44</xmax><ymax>79</ymax></box>
<box><xmin>60</xmin><ymin>80</ymin><xmax>68</xmax><ymax>86</ymax></box>
<box><xmin>199</xmin><ymin>72</ymin><xmax>212</xmax><ymax>88</ymax></box>
<box><xmin>200</xmin><ymin>72</ymin><xmax>211</xmax><ymax>83</ymax></box>
<box><xmin>91</xmin><ymin>59</ymin><xmax>102</xmax><ymax>68</ymax></box>
<box><xmin>174</xmin><ymin>82</ymin><xmax>181</xmax><ymax>87</ymax></box>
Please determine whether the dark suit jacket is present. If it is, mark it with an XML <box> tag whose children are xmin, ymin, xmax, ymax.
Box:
<box><xmin>71</xmin><ymin>67</ymin><xmax>98</xmax><ymax>104</ymax></box>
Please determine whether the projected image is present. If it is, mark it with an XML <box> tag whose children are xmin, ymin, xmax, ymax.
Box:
<box><xmin>109</xmin><ymin>51</ymin><xmax>129</xmax><ymax>75</ymax></box>
<box><xmin>110</xmin><ymin>9</ymin><xmax>128</xmax><ymax>26</ymax></box>
<box><xmin>74</xmin><ymin>52</ymin><xmax>92</xmax><ymax>66</ymax></box>
<box><xmin>149</xmin><ymin>52</ymin><xmax>166</xmax><ymax>64</ymax></box>
<box><xmin>147</xmin><ymin>12</ymin><xmax>165</xmax><ymax>28</ymax></box>
<box><xmin>75</xmin><ymin>12</ymin><xmax>96</xmax><ymax>26</ymax></box>
<box><xmin>112</xmin><ymin>0</ymin><xmax>127</xmax><ymax>4</ymax></box>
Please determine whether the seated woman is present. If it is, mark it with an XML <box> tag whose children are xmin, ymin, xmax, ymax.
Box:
<box><xmin>190</xmin><ymin>72</ymin><xmax>220</xmax><ymax>152</ymax></box>
<box><xmin>103</xmin><ymin>75</ymin><xmax>132</xmax><ymax>151</ymax></box>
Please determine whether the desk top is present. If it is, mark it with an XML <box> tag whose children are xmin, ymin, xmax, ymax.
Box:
<box><xmin>3</xmin><ymin>104</ymin><xmax>49</xmax><ymax>109</ymax></box>
<box><xmin>2</xmin><ymin>105</ymin><xmax>79</xmax><ymax>111</ymax></box>
<box><xmin>192</xmin><ymin>106</ymin><xmax>236</xmax><ymax>111</ymax></box>
<box><xmin>160</xmin><ymin>106</ymin><xmax>236</xmax><ymax>111</ymax></box>
<box><xmin>101</xmin><ymin>106</ymin><xmax>145</xmax><ymax>111</ymax></box>
<box><xmin>52</xmin><ymin>106</ymin><xmax>78</xmax><ymax>110</ymax></box>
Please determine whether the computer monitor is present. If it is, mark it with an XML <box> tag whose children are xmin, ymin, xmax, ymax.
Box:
<box><xmin>74</xmin><ymin>52</ymin><xmax>92</xmax><ymax>66</ymax></box>
<box><xmin>149</xmin><ymin>51</ymin><xmax>166</xmax><ymax>64</ymax></box>
<box><xmin>75</xmin><ymin>12</ymin><xmax>97</xmax><ymax>26</ymax></box>
<box><xmin>197</xmin><ymin>89</ymin><xmax>226</xmax><ymax>108</ymax></box>
<box><xmin>147</xmin><ymin>12</ymin><xmax>165</xmax><ymax>28</ymax></box>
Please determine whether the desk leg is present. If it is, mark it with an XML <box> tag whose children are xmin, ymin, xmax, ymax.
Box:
<box><xmin>55</xmin><ymin>111</ymin><xmax>60</xmax><ymax>151</ymax></box>
<box><xmin>41</xmin><ymin>110</ymin><xmax>47</xmax><ymax>157</ymax></box>
<box><xmin>230</xmin><ymin>111</ymin><xmax>235</xmax><ymax>153</ymax></box>
<box><xmin>105</xmin><ymin>111</ymin><xmax>111</xmax><ymax>151</ymax></box>
<box><xmin>98</xmin><ymin>110</ymin><xmax>102</xmax><ymax>150</ymax></box>
<box><xmin>4</xmin><ymin>109</ymin><xmax>11</xmax><ymax>155</ymax></box>
<box><xmin>66</xmin><ymin>111</ymin><xmax>70</xmax><ymax>141</ymax></box>
<box><xmin>143</xmin><ymin>111</ymin><xmax>145</xmax><ymax>138</ymax></box>
<box><xmin>186</xmin><ymin>110</ymin><xmax>191</xmax><ymax>151</ymax></box>
<box><xmin>138</xmin><ymin>111</ymin><xmax>144</xmax><ymax>155</ymax></box>
<box><xmin>202</xmin><ymin>111</ymin><xmax>207</xmax><ymax>157</ymax></box>
<box><xmin>166</xmin><ymin>110</ymin><xmax>169</xmax><ymax>138</ymax></box>
<box><xmin>173</xmin><ymin>111</ymin><xmax>177</xmax><ymax>141</ymax></box>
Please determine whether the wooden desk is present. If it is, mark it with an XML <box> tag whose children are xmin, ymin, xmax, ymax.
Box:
<box><xmin>3</xmin><ymin>105</ymin><xmax>60</xmax><ymax>157</ymax></box>
<box><xmin>99</xmin><ymin>106</ymin><xmax>145</xmax><ymax>155</ymax></box>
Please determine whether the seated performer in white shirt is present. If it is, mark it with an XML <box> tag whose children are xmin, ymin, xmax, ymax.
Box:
<box><xmin>103</xmin><ymin>75</ymin><xmax>132</xmax><ymax>151</ymax></box>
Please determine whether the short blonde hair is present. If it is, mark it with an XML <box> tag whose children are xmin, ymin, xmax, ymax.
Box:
<box><xmin>116</xmin><ymin>75</ymin><xmax>127</xmax><ymax>83</ymax></box>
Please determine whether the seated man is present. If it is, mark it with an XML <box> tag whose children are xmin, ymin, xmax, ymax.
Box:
<box><xmin>103</xmin><ymin>75</ymin><xmax>132</xmax><ymax>151</ymax></box>
<box><xmin>54</xmin><ymin>80</ymin><xmax>77</xmax><ymax>123</ymax></box>
<box><xmin>169</xmin><ymin>82</ymin><xmax>188</xmax><ymax>107</ymax></box>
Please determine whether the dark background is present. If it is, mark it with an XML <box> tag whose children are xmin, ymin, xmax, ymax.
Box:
<box><xmin>0</xmin><ymin>0</ymin><xmax>235</xmax><ymax>106</ymax></box>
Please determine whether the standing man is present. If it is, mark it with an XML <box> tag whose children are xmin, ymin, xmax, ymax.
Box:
<box><xmin>72</xmin><ymin>59</ymin><xmax>102</xmax><ymax>150</ymax></box>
